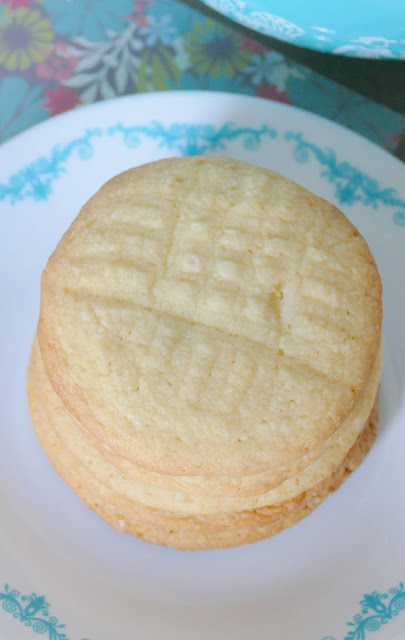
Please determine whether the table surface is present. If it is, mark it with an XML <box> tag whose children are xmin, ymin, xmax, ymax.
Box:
<box><xmin>0</xmin><ymin>0</ymin><xmax>404</xmax><ymax>160</ymax></box>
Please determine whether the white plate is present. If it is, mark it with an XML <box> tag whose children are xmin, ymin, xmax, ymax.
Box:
<box><xmin>0</xmin><ymin>91</ymin><xmax>404</xmax><ymax>640</ymax></box>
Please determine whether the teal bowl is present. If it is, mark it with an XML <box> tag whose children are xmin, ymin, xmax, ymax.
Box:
<box><xmin>200</xmin><ymin>0</ymin><xmax>405</xmax><ymax>58</ymax></box>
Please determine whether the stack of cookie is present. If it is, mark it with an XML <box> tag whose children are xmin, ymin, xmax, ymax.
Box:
<box><xmin>27</xmin><ymin>157</ymin><xmax>382</xmax><ymax>550</ymax></box>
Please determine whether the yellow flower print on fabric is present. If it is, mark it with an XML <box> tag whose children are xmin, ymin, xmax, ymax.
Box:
<box><xmin>0</xmin><ymin>7</ymin><xmax>53</xmax><ymax>71</ymax></box>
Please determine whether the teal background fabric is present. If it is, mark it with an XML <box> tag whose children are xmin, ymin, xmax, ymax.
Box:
<box><xmin>0</xmin><ymin>0</ymin><xmax>404</xmax><ymax>149</ymax></box>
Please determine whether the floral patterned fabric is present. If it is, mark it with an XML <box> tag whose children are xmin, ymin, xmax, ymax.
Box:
<box><xmin>0</xmin><ymin>0</ymin><xmax>404</xmax><ymax>149</ymax></box>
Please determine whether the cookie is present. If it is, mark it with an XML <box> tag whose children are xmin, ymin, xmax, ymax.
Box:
<box><xmin>37</xmin><ymin>156</ymin><xmax>382</xmax><ymax>478</ymax></box>
<box><xmin>29</xmin><ymin>335</ymin><xmax>381</xmax><ymax>513</ymax></box>
<box><xmin>27</xmin><ymin>347</ymin><xmax>378</xmax><ymax>549</ymax></box>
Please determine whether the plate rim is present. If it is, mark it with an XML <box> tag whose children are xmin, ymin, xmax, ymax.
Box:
<box><xmin>1</xmin><ymin>90</ymin><xmax>404</xmax><ymax>170</ymax></box>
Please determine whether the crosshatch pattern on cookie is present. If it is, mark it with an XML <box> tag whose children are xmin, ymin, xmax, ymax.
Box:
<box><xmin>38</xmin><ymin>157</ymin><xmax>382</xmax><ymax>476</ymax></box>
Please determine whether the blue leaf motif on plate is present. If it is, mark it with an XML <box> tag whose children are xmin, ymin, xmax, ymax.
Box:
<box><xmin>1</xmin><ymin>121</ymin><xmax>404</xmax><ymax>227</ymax></box>
<box><xmin>107</xmin><ymin>121</ymin><xmax>277</xmax><ymax>155</ymax></box>
<box><xmin>285</xmin><ymin>131</ymin><xmax>405</xmax><ymax>225</ymax></box>
<box><xmin>0</xmin><ymin>121</ymin><xmax>276</xmax><ymax>203</ymax></box>
<box><xmin>0</xmin><ymin>580</ymin><xmax>404</xmax><ymax>640</ymax></box>
<box><xmin>0</xmin><ymin>128</ymin><xmax>103</xmax><ymax>204</ymax></box>
<box><xmin>0</xmin><ymin>584</ymin><xmax>78</xmax><ymax>640</ymax></box>
<box><xmin>321</xmin><ymin>582</ymin><xmax>405</xmax><ymax>640</ymax></box>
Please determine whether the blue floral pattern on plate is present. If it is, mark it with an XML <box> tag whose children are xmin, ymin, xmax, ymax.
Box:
<box><xmin>0</xmin><ymin>121</ymin><xmax>276</xmax><ymax>203</ymax></box>
<box><xmin>285</xmin><ymin>132</ymin><xmax>405</xmax><ymax>226</ymax></box>
<box><xmin>0</xmin><ymin>584</ymin><xmax>89</xmax><ymax>640</ymax></box>
<box><xmin>1</xmin><ymin>582</ymin><xmax>404</xmax><ymax>640</ymax></box>
<box><xmin>322</xmin><ymin>582</ymin><xmax>405</xmax><ymax>640</ymax></box>
<box><xmin>1</xmin><ymin>121</ymin><xmax>404</xmax><ymax>226</ymax></box>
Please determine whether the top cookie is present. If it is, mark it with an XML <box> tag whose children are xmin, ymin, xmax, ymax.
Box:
<box><xmin>38</xmin><ymin>156</ymin><xmax>382</xmax><ymax>477</ymax></box>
